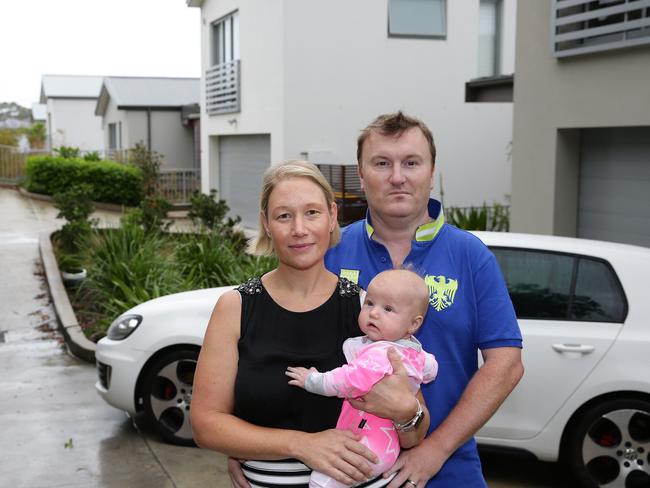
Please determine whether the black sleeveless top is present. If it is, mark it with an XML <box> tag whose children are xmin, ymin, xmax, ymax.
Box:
<box><xmin>233</xmin><ymin>277</ymin><xmax>362</xmax><ymax>433</ymax></box>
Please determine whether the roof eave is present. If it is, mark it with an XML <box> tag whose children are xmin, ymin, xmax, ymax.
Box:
<box><xmin>95</xmin><ymin>83</ymin><xmax>111</xmax><ymax>116</ymax></box>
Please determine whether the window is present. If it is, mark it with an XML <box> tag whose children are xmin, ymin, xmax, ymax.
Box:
<box><xmin>212</xmin><ymin>11</ymin><xmax>239</xmax><ymax>66</ymax></box>
<box><xmin>493</xmin><ymin>249</ymin><xmax>574</xmax><ymax>320</ymax></box>
<box><xmin>388</xmin><ymin>0</ymin><xmax>446</xmax><ymax>38</ymax></box>
<box><xmin>108</xmin><ymin>123</ymin><xmax>117</xmax><ymax>150</ymax></box>
<box><xmin>492</xmin><ymin>248</ymin><xmax>627</xmax><ymax>323</ymax></box>
<box><xmin>571</xmin><ymin>258</ymin><xmax>626</xmax><ymax>322</ymax></box>
<box><xmin>477</xmin><ymin>0</ymin><xmax>501</xmax><ymax>77</ymax></box>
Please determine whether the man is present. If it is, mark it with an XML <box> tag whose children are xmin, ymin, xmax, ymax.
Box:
<box><xmin>324</xmin><ymin>112</ymin><xmax>524</xmax><ymax>487</ymax></box>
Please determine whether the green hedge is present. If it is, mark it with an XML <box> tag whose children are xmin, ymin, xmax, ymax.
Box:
<box><xmin>24</xmin><ymin>156</ymin><xmax>144</xmax><ymax>206</ymax></box>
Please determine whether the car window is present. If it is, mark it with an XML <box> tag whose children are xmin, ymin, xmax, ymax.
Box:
<box><xmin>571</xmin><ymin>258</ymin><xmax>626</xmax><ymax>322</ymax></box>
<box><xmin>491</xmin><ymin>247</ymin><xmax>627</xmax><ymax>323</ymax></box>
<box><xmin>492</xmin><ymin>248</ymin><xmax>574</xmax><ymax>319</ymax></box>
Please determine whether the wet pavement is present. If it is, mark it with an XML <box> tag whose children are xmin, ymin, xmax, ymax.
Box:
<box><xmin>0</xmin><ymin>186</ymin><xmax>573</xmax><ymax>487</ymax></box>
<box><xmin>0</xmin><ymin>187</ymin><xmax>228</xmax><ymax>488</ymax></box>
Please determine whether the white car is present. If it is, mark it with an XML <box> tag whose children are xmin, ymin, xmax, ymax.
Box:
<box><xmin>95</xmin><ymin>232</ymin><xmax>650</xmax><ymax>488</ymax></box>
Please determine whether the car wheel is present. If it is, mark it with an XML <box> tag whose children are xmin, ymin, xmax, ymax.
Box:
<box><xmin>141</xmin><ymin>349</ymin><xmax>198</xmax><ymax>446</ymax></box>
<box><xmin>564</xmin><ymin>398</ymin><xmax>650</xmax><ymax>488</ymax></box>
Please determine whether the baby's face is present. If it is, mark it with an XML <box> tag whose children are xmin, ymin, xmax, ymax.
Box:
<box><xmin>358</xmin><ymin>273</ymin><xmax>420</xmax><ymax>342</ymax></box>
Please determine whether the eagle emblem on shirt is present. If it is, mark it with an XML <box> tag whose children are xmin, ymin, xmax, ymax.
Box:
<box><xmin>424</xmin><ymin>275</ymin><xmax>458</xmax><ymax>311</ymax></box>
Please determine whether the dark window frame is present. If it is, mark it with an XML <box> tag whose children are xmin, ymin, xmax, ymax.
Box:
<box><xmin>490</xmin><ymin>246</ymin><xmax>628</xmax><ymax>323</ymax></box>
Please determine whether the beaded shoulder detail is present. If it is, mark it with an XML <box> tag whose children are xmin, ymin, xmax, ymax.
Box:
<box><xmin>338</xmin><ymin>277</ymin><xmax>360</xmax><ymax>298</ymax></box>
<box><xmin>236</xmin><ymin>277</ymin><xmax>263</xmax><ymax>295</ymax></box>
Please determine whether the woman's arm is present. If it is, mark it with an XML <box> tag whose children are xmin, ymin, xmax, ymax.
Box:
<box><xmin>191</xmin><ymin>290</ymin><xmax>378</xmax><ymax>485</ymax></box>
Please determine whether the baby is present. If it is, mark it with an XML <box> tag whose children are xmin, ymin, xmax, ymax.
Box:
<box><xmin>286</xmin><ymin>269</ymin><xmax>438</xmax><ymax>488</ymax></box>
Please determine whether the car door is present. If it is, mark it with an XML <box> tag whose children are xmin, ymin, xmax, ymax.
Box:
<box><xmin>478</xmin><ymin>248</ymin><xmax>626</xmax><ymax>441</ymax></box>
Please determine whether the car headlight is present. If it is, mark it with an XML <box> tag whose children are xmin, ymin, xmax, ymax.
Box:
<box><xmin>107</xmin><ymin>314</ymin><xmax>143</xmax><ymax>340</ymax></box>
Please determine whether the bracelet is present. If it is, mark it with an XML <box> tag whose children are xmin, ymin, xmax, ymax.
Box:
<box><xmin>392</xmin><ymin>398</ymin><xmax>424</xmax><ymax>433</ymax></box>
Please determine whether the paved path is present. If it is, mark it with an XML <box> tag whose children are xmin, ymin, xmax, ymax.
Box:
<box><xmin>0</xmin><ymin>186</ymin><xmax>573</xmax><ymax>487</ymax></box>
<box><xmin>0</xmin><ymin>187</ymin><xmax>229</xmax><ymax>488</ymax></box>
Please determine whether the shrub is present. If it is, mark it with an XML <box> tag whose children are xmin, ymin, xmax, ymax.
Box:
<box><xmin>175</xmin><ymin>231</ymin><xmax>277</xmax><ymax>289</ymax></box>
<box><xmin>128</xmin><ymin>142</ymin><xmax>162</xmax><ymax>197</ymax></box>
<box><xmin>54</xmin><ymin>146</ymin><xmax>81</xmax><ymax>158</ymax></box>
<box><xmin>24</xmin><ymin>155</ymin><xmax>143</xmax><ymax>206</ymax></box>
<box><xmin>447</xmin><ymin>203</ymin><xmax>510</xmax><ymax>232</ymax></box>
<box><xmin>83</xmin><ymin>151</ymin><xmax>101</xmax><ymax>162</ymax></box>
<box><xmin>123</xmin><ymin>196</ymin><xmax>173</xmax><ymax>234</ymax></box>
<box><xmin>188</xmin><ymin>189</ymin><xmax>246</xmax><ymax>249</ymax></box>
<box><xmin>78</xmin><ymin>224</ymin><xmax>184</xmax><ymax>331</ymax></box>
<box><xmin>53</xmin><ymin>185</ymin><xmax>96</xmax><ymax>268</ymax></box>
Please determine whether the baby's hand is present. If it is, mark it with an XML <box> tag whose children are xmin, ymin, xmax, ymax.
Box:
<box><xmin>286</xmin><ymin>366</ymin><xmax>317</xmax><ymax>389</ymax></box>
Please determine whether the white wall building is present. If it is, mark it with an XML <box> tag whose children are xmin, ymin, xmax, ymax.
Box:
<box><xmin>95</xmin><ymin>76</ymin><xmax>200</xmax><ymax>169</ymax></box>
<box><xmin>187</xmin><ymin>0</ymin><xmax>517</xmax><ymax>227</ymax></box>
<box><xmin>511</xmin><ymin>0</ymin><xmax>650</xmax><ymax>248</ymax></box>
<box><xmin>39</xmin><ymin>75</ymin><xmax>104</xmax><ymax>151</ymax></box>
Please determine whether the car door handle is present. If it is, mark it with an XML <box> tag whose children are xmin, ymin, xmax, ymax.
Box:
<box><xmin>552</xmin><ymin>343</ymin><xmax>595</xmax><ymax>354</ymax></box>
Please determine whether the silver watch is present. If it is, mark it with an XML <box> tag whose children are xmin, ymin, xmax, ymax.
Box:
<box><xmin>393</xmin><ymin>398</ymin><xmax>424</xmax><ymax>433</ymax></box>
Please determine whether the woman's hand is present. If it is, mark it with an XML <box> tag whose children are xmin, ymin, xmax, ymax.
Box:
<box><xmin>286</xmin><ymin>366</ymin><xmax>318</xmax><ymax>389</ymax></box>
<box><xmin>295</xmin><ymin>429</ymin><xmax>379</xmax><ymax>485</ymax></box>
<box><xmin>227</xmin><ymin>457</ymin><xmax>251</xmax><ymax>488</ymax></box>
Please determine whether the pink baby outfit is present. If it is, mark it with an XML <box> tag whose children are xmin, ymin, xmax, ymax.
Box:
<box><xmin>304</xmin><ymin>336</ymin><xmax>438</xmax><ymax>488</ymax></box>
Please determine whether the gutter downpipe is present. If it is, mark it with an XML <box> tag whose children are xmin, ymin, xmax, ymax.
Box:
<box><xmin>147</xmin><ymin>108</ymin><xmax>152</xmax><ymax>151</ymax></box>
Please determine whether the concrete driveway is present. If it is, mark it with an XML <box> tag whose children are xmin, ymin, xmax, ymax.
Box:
<box><xmin>0</xmin><ymin>186</ymin><xmax>573</xmax><ymax>487</ymax></box>
<box><xmin>0</xmin><ymin>187</ymin><xmax>229</xmax><ymax>488</ymax></box>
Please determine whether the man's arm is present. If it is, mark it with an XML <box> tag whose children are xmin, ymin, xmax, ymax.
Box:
<box><xmin>383</xmin><ymin>346</ymin><xmax>523</xmax><ymax>488</ymax></box>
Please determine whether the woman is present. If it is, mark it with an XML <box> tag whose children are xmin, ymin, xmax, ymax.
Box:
<box><xmin>191</xmin><ymin>161</ymin><xmax>427</xmax><ymax>488</ymax></box>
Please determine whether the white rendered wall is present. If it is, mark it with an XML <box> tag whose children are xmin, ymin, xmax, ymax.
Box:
<box><xmin>197</xmin><ymin>0</ymin><xmax>285</xmax><ymax>193</ymax></box>
<box><xmin>125</xmin><ymin>111</ymin><xmax>148</xmax><ymax>154</ymax></box>
<box><xmin>101</xmin><ymin>101</ymin><xmax>128</xmax><ymax>153</ymax></box>
<box><xmin>510</xmin><ymin>0</ymin><xmax>650</xmax><ymax>235</ymax></box>
<box><xmin>47</xmin><ymin>98</ymin><xmax>103</xmax><ymax>151</ymax></box>
<box><xmin>281</xmin><ymin>0</ymin><xmax>515</xmax><ymax>207</ymax></box>
<box><xmin>195</xmin><ymin>0</ymin><xmax>515</xmax><ymax>207</ymax></box>
<box><xmin>150</xmin><ymin>111</ymin><xmax>194</xmax><ymax>169</ymax></box>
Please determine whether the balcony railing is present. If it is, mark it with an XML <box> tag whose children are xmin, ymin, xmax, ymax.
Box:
<box><xmin>205</xmin><ymin>59</ymin><xmax>241</xmax><ymax>115</ymax></box>
<box><xmin>552</xmin><ymin>0</ymin><xmax>650</xmax><ymax>57</ymax></box>
<box><xmin>156</xmin><ymin>168</ymin><xmax>201</xmax><ymax>204</ymax></box>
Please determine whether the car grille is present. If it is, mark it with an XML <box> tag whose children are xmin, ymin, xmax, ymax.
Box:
<box><xmin>97</xmin><ymin>361</ymin><xmax>112</xmax><ymax>389</ymax></box>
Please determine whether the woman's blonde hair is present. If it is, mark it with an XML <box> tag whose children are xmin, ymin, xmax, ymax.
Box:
<box><xmin>247</xmin><ymin>160</ymin><xmax>341</xmax><ymax>256</ymax></box>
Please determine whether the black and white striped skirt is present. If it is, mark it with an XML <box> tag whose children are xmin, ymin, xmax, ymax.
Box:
<box><xmin>241</xmin><ymin>460</ymin><xmax>394</xmax><ymax>488</ymax></box>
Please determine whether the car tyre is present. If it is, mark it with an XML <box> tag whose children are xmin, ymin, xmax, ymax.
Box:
<box><xmin>564</xmin><ymin>397</ymin><xmax>650</xmax><ymax>488</ymax></box>
<box><xmin>141</xmin><ymin>348</ymin><xmax>198</xmax><ymax>446</ymax></box>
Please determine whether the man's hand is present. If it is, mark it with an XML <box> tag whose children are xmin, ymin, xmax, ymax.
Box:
<box><xmin>383</xmin><ymin>439</ymin><xmax>448</xmax><ymax>488</ymax></box>
<box><xmin>227</xmin><ymin>457</ymin><xmax>251</xmax><ymax>488</ymax></box>
<box><xmin>348</xmin><ymin>347</ymin><xmax>415</xmax><ymax>421</ymax></box>
<box><xmin>286</xmin><ymin>366</ymin><xmax>317</xmax><ymax>389</ymax></box>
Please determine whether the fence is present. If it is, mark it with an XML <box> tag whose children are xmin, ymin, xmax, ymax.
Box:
<box><xmin>156</xmin><ymin>168</ymin><xmax>201</xmax><ymax>205</ymax></box>
<box><xmin>316</xmin><ymin>164</ymin><xmax>367</xmax><ymax>225</ymax></box>
<box><xmin>0</xmin><ymin>145</ymin><xmax>200</xmax><ymax>204</ymax></box>
<box><xmin>0</xmin><ymin>145</ymin><xmax>48</xmax><ymax>183</ymax></box>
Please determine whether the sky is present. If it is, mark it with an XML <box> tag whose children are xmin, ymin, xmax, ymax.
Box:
<box><xmin>0</xmin><ymin>0</ymin><xmax>201</xmax><ymax>108</ymax></box>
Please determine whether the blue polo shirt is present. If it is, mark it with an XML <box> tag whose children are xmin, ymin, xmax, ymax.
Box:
<box><xmin>325</xmin><ymin>199</ymin><xmax>522</xmax><ymax>488</ymax></box>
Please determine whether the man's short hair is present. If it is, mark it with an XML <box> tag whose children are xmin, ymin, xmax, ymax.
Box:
<box><xmin>357</xmin><ymin>111</ymin><xmax>436</xmax><ymax>166</ymax></box>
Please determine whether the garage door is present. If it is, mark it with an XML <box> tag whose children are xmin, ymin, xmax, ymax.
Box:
<box><xmin>219</xmin><ymin>134</ymin><xmax>271</xmax><ymax>228</ymax></box>
<box><xmin>578</xmin><ymin>127</ymin><xmax>650</xmax><ymax>247</ymax></box>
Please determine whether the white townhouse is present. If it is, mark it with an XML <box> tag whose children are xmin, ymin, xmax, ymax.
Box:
<box><xmin>511</xmin><ymin>0</ymin><xmax>650</xmax><ymax>247</ymax></box>
<box><xmin>95</xmin><ymin>76</ymin><xmax>200</xmax><ymax>170</ymax></box>
<box><xmin>187</xmin><ymin>0</ymin><xmax>517</xmax><ymax>227</ymax></box>
<box><xmin>40</xmin><ymin>74</ymin><xmax>104</xmax><ymax>151</ymax></box>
